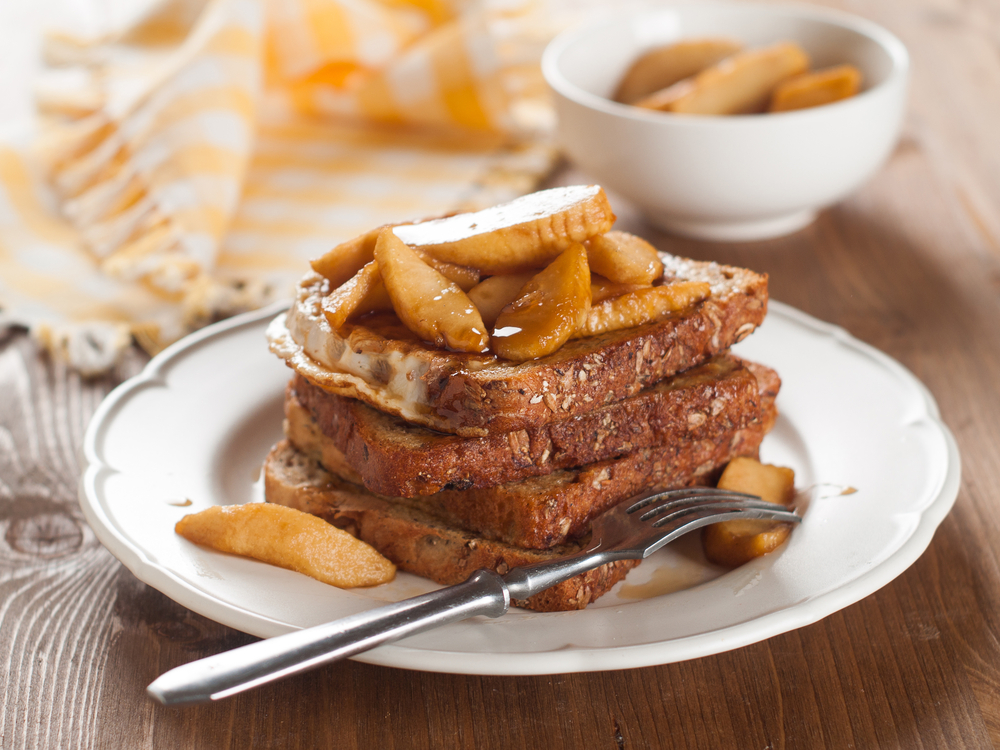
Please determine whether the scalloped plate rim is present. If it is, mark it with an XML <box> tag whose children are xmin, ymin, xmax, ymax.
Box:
<box><xmin>78</xmin><ymin>300</ymin><xmax>960</xmax><ymax>675</ymax></box>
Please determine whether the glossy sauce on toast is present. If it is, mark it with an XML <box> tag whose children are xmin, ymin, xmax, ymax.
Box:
<box><xmin>268</xmin><ymin>253</ymin><xmax>768</xmax><ymax>436</ymax></box>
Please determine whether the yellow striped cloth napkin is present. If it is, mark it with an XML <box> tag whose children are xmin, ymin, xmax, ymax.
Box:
<box><xmin>0</xmin><ymin>0</ymin><xmax>586</xmax><ymax>373</ymax></box>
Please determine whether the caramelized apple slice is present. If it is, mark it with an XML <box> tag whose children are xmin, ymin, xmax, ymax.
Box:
<box><xmin>311</xmin><ymin>226</ymin><xmax>383</xmax><ymax>288</ymax></box>
<box><xmin>393</xmin><ymin>185</ymin><xmax>615</xmax><ymax>274</ymax></box>
<box><xmin>574</xmin><ymin>281</ymin><xmax>709</xmax><ymax>338</ymax></box>
<box><xmin>352</xmin><ymin>278</ymin><xmax>394</xmax><ymax>319</ymax></box>
<box><xmin>769</xmin><ymin>64</ymin><xmax>862</xmax><ymax>112</ymax></box>
<box><xmin>493</xmin><ymin>243</ymin><xmax>591</xmax><ymax>361</ymax></box>
<box><xmin>637</xmin><ymin>42</ymin><xmax>809</xmax><ymax>115</ymax></box>
<box><xmin>590</xmin><ymin>274</ymin><xmax>647</xmax><ymax>304</ymax></box>
<box><xmin>176</xmin><ymin>503</ymin><xmax>396</xmax><ymax>588</ymax></box>
<box><xmin>703</xmin><ymin>457</ymin><xmax>796</xmax><ymax>568</ymax></box>
<box><xmin>374</xmin><ymin>228</ymin><xmax>490</xmax><ymax>353</ymax></box>
<box><xmin>418</xmin><ymin>252</ymin><xmax>480</xmax><ymax>291</ymax></box>
<box><xmin>322</xmin><ymin>261</ymin><xmax>385</xmax><ymax>330</ymax></box>
<box><xmin>467</xmin><ymin>272</ymin><xmax>535</xmax><ymax>327</ymax></box>
<box><xmin>586</xmin><ymin>231</ymin><xmax>663</xmax><ymax>285</ymax></box>
<box><xmin>615</xmin><ymin>38</ymin><xmax>743</xmax><ymax>104</ymax></box>
<box><xmin>310</xmin><ymin>223</ymin><xmax>479</xmax><ymax>291</ymax></box>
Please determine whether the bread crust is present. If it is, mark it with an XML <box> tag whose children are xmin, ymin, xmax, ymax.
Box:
<box><xmin>291</xmin><ymin>355</ymin><xmax>776</xmax><ymax>497</ymax></box>
<box><xmin>269</xmin><ymin>254</ymin><xmax>768</xmax><ymax>436</ymax></box>
<box><xmin>264</xmin><ymin>440</ymin><xmax>639</xmax><ymax>612</ymax></box>
<box><xmin>283</xmin><ymin>367</ymin><xmax>777</xmax><ymax>549</ymax></box>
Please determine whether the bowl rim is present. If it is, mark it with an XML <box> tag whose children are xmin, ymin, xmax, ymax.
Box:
<box><xmin>541</xmin><ymin>0</ymin><xmax>910</xmax><ymax>126</ymax></box>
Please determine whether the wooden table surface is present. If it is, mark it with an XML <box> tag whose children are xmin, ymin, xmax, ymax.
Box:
<box><xmin>4</xmin><ymin>0</ymin><xmax>1000</xmax><ymax>747</ymax></box>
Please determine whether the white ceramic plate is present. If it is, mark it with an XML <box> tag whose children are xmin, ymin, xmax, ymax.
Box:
<box><xmin>79</xmin><ymin>301</ymin><xmax>960</xmax><ymax>675</ymax></box>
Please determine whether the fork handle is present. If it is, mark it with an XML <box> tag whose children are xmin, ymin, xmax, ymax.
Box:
<box><xmin>502</xmin><ymin>549</ymin><xmax>619</xmax><ymax>601</ymax></box>
<box><xmin>147</xmin><ymin>549</ymin><xmax>621</xmax><ymax>706</ymax></box>
<box><xmin>146</xmin><ymin>570</ymin><xmax>509</xmax><ymax>706</ymax></box>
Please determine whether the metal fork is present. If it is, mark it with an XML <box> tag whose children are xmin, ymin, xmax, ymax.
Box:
<box><xmin>147</xmin><ymin>488</ymin><xmax>800</xmax><ymax>706</ymax></box>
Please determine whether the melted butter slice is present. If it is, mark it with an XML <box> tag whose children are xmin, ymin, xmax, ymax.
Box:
<box><xmin>393</xmin><ymin>185</ymin><xmax>615</xmax><ymax>274</ymax></box>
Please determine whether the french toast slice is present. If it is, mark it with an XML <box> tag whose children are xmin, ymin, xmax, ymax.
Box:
<box><xmin>281</xmin><ymin>367</ymin><xmax>776</xmax><ymax>550</ymax></box>
<box><xmin>264</xmin><ymin>440</ymin><xmax>641</xmax><ymax>612</ymax></box>
<box><xmin>289</xmin><ymin>356</ymin><xmax>779</xmax><ymax>497</ymax></box>
<box><xmin>268</xmin><ymin>253</ymin><xmax>767</xmax><ymax>436</ymax></box>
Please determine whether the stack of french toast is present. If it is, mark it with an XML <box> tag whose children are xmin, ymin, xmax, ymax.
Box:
<box><xmin>264</xmin><ymin>185</ymin><xmax>778</xmax><ymax>611</ymax></box>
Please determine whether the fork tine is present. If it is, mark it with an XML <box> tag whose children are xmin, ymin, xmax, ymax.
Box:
<box><xmin>649</xmin><ymin>502</ymin><xmax>800</xmax><ymax>528</ymax></box>
<box><xmin>639</xmin><ymin>502</ymin><xmax>800</xmax><ymax>557</ymax></box>
<box><xmin>624</xmin><ymin>487</ymin><xmax>760</xmax><ymax>515</ymax></box>
<box><xmin>645</xmin><ymin>495</ymin><xmax>793</xmax><ymax>516</ymax></box>
<box><xmin>504</xmin><ymin>488</ymin><xmax>802</xmax><ymax>601</ymax></box>
<box><xmin>635</xmin><ymin>492</ymin><xmax>782</xmax><ymax>522</ymax></box>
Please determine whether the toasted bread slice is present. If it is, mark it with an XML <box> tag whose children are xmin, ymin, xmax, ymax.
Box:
<box><xmin>264</xmin><ymin>440</ymin><xmax>640</xmax><ymax>612</ymax></box>
<box><xmin>269</xmin><ymin>253</ymin><xmax>767</xmax><ymax>436</ymax></box>
<box><xmin>290</xmin><ymin>356</ymin><xmax>779</xmax><ymax>497</ymax></box>
<box><xmin>283</xmin><ymin>379</ymin><xmax>776</xmax><ymax>550</ymax></box>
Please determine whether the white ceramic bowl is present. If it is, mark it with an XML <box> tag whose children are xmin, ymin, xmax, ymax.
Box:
<box><xmin>542</xmin><ymin>2</ymin><xmax>909</xmax><ymax>241</ymax></box>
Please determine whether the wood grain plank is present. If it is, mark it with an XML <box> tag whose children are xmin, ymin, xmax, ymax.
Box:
<box><xmin>0</xmin><ymin>337</ymin><xmax>143</xmax><ymax>750</ymax></box>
